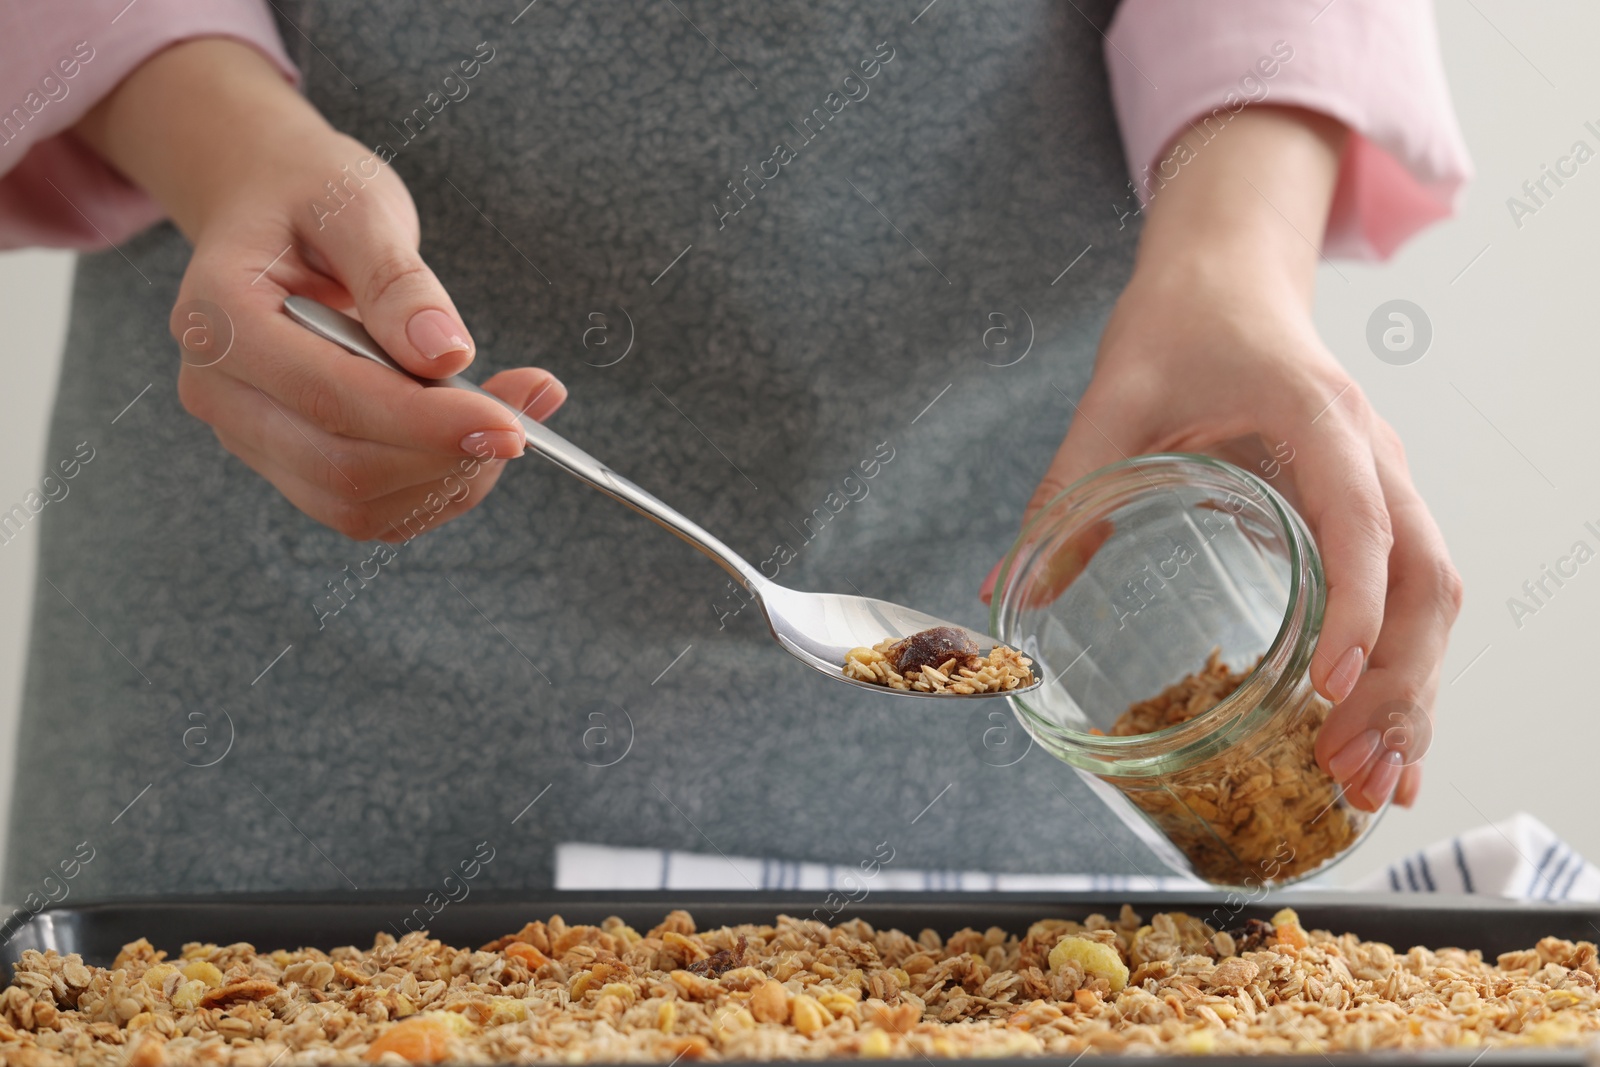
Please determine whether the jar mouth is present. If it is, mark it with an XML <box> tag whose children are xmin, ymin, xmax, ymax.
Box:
<box><xmin>990</xmin><ymin>452</ymin><xmax>1324</xmax><ymax>773</ymax></box>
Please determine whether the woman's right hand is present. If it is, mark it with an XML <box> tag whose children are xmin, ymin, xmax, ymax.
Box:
<box><xmin>74</xmin><ymin>39</ymin><xmax>565</xmax><ymax>542</ymax></box>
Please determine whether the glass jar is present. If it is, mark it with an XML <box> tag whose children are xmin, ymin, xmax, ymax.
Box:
<box><xmin>990</xmin><ymin>450</ymin><xmax>1380</xmax><ymax>888</ymax></box>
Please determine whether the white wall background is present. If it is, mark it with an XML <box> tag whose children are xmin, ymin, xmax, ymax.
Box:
<box><xmin>0</xmin><ymin>1</ymin><xmax>1593</xmax><ymax>889</ymax></box>
<box><xmin>0</xmin><ymin>247</ymin><xmax>72</xmax><ymax>885</ymax></box>
<box><xmin>1310</xmin><ymin>2</ymin><xmax>1600</xmax><ymax>883</ymax></box>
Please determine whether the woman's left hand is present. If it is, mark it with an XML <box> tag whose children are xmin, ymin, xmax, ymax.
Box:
<box><xmin>981</xmin><ymin>107</ymin><xmax>1463</xmax><ymax>812</ymax></box>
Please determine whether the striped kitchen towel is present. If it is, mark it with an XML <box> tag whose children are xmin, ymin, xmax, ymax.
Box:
<box><xmin>1351</xmin><ymin>813</ymin><xmax>1600</xmax><ymax>901</ymax></box>
<box><xmin>558</xmin><ymin>813</ymin><xmax>1598</xmax><ymax>900</ymax></box>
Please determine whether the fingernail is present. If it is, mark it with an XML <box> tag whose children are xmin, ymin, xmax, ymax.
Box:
<box><xmin>1326</xmin><ymin>645</ymin><xmax>1365</xmax><ymax>704</ymax></box>
<box><xmin>1395</xmin><ymin>767</ymin><xmax>1422</xmax><ymax>808</ymax></box>
<box><xmin>522</xmin><ymin>377</ymin><xmax>567</xmax><ymax>422</ymax></box>
<box><xmin>461</xmin><ymin>429</ymin><xmax>523</xmax><ymax>459</ymax></box>
<box><xmin>408</xmin><ymin>309</ymin><xmax>473</xmax><ymax>361</ymax></box>
<box><xmin>978</xmin><ymin>560</ymin><xmax>1002</xmax><ymax>605</ymax></box>
<box><xmin>1327</xmin><ymin>728</ymin><xmax>1381</xmax><ymax>782</ymax></box>
<box><xmin>1358</xmin><ymin>749</ymin><xmax>1404</xmax><ymax>809</ymax></box>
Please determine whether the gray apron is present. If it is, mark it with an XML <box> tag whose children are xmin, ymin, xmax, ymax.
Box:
<box><xmin>5</xmin><ymin>0</ymin><xmax>1156</xmax><ymax>901</ymax></box>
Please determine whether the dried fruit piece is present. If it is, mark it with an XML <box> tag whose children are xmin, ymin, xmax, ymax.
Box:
<box><xmin>1272</xmin><ymin>907</ymin><xmax>1310</xmax><ymax>949</ymax></box>
<box><xmin>687</xmin><ymin>937</ymin><xmax>746</xmax><ymax>978</ymax></box>
<box><xmin>503</xmin><ymin>941</ymin><xmax>549</xmax><ymax>969</ymax></box>
<box><xmin>1230</xmin><ymin>918</ymin><xmax>1276</xmax><ymax>952</ymax></box>
<box><xmin>1049</xmin><ymin>936</ymin><xmax>1129</xmax><ymax>993</ymax></box>
<box><xmin>140</xmin><ymin>964</ymin><xmax>177</xmax><ymax>990</ymax></box>
<box><xmin>169</xmin><ymin>980</ymin><xmax>206</xmax><ymax>1012</ymax></box>
<box><xmin>885</xmin><ymin>627</ymin><xmax>979</xmax><ymax>675</ymax></box>
<box><xmin>363</xmin><ymin>1012</ymin><xmax>473</xmax><ymax>1064</ymax></box>
<box><xmin>669</xmin><ymin>1035</ymin><xmax>710</xmax><ymax>1058</ymax></box>
<box><xmin>179</xmin><ymin>961</ymin><xmax>223</xmax><ymax>988</ymax></box>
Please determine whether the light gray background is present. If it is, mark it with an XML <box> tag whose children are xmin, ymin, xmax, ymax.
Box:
<box><xmin>0</xmin><ymin>1</ymin><xmax>1592</xmax><ymax>888</ymax></box>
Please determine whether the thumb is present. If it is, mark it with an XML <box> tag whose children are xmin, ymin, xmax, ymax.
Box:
<box><xmin>308</xmin><ymin>190</ymin><xmax>476</xmax><ymax>379</ymax></box>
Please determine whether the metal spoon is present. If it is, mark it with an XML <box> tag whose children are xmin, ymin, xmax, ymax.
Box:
<box><xmin>284</xmin><ymin>296</ymin><xmax>1038</xmax><ymax>698</ymax></box>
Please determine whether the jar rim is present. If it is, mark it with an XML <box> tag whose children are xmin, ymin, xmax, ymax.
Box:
<box><xmin>990</xmin><ymin>452</ymin><xmax>1324</xmax><ymax>772</ymax></box>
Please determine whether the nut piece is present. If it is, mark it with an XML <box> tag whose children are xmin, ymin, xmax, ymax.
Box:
<box><xmin>859</xmin><ymin>1029</ymin><xmax>894</xmax><ymax>1057</ymax></box>
<box><xmin>1048</xmin><ymin>936</ymin><xmax>1129</xmax><ymax>993</ymax></box>
<box><xmin>790</xmin><ymin>993</ymin><xmax>831</xmax><ymax>1035</ymax></box>
<box><xmin>750</xmin><ymin>979</ymin><xmax>789</xmax><ymax>1024</ymax></box>
<box><xmin>126</xmin><ymin>1033</ymin><xmax>167</xmax><ymax>1067</ymax></box>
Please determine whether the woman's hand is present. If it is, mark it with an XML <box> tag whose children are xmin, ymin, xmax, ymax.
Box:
<box><xmin>74</xmin><ymin>40</ymin><xmax>564</xmax><ymax>541</ymax></box>
<box><xmin>983</xmin><ymin>107</ymin><xmax>1462</xmax><ymax>811</ymax></box>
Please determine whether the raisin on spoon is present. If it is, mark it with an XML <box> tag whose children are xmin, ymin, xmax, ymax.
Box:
<box><xmin>886</xmin><ymin>626</ymin><xmax>981</xmax><ymax>675</ymax></box>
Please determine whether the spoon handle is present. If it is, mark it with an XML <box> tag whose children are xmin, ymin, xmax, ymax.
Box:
<box><xmin>283</xmin><ymin>297</ymin><xmax>765</xmax><ymax>590</ymax></box>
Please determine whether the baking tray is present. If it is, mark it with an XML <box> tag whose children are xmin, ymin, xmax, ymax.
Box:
<box><xmin>5</xmin><ymin>891</ymin><xmax>1597</xmax><ymax>1066</ymax></box>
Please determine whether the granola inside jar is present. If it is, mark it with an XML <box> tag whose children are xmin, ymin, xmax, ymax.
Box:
<box><xmin>991</xmin><ymin>449</ymin><xmax>1377</xmax><ymax>888</ymax></box>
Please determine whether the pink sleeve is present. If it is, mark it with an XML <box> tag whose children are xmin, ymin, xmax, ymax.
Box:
<box><xmin>1105</xmin><ymin>0</ymin><xmax>1473</xmax><ymax>261</ymax></box>
<box><xmin>0</xmin><ymin>0</ymin><xmax>298</xmax><ymax>251</ymax></box>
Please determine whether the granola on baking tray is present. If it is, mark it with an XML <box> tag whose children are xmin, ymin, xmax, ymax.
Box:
<box><xmin>5</xmin><ymin>906</ymin><xmax>1600</xmax><ymax>1063</ymax></box>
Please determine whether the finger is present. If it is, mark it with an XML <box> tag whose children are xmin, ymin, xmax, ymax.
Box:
<box><xmin>1394</xmin><ymin>762</ymin><xmax>1424</xmax><ymax>808</ymax></box>
<box><xmin>221</xmin><ymin>435</ymin><xmax>509</xmax><ymax>543</ymax></box>
<box><xmin>1296</xmin><ymin>408</ymin><xmax>1393</xmax><ymax>705</ymax></box>
<box><xmin>1348</xmin><ymin>749</ymin><xmax>1404</xmax><ymax>813</ymax></box>
<box><xmin>1337</xmin><ymin>666</ymin><xmax>1439</xmax><ymax>812</ymax></box>
<box><xmin>304</xmin><ymin>181</ymin><xmax>478</xmax><ymax>378</ymax></box>
<box><xmin>1315</xmin><ymin>448</ymin><xmax>1460</xmax><ymax>807</ymax></box>
<box><xmin>194</xmin><ymin>295</ymin><xmax>540</xmax><ymax>458</ymax></box>
<box><xmin>192</xmin><ymin>369</ymin><xmax>491</xmax><ymax>501</ymax></box>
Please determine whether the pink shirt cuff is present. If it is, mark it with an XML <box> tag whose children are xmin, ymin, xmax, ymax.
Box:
<box><xmin>0</xmin><ymin>0</ymin><xmax>298</xmax><ymax>251</ymax></box>
<box><xmin>1106</xmin><ymin>0</ymin><xmax>1473</xmax><ymax>261</ymax></box>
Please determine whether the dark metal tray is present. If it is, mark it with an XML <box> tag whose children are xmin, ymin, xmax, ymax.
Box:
<box><xmin>6</xmin><ymin>891</ymin><xmax>1597</xmax><ymax>1065</ymax></box>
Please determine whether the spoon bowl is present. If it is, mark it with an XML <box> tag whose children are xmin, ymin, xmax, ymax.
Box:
<box><xmin>758</xmin><ymin>583</ymin><xmax>1040</xmax><ymax>698</ymax></box>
